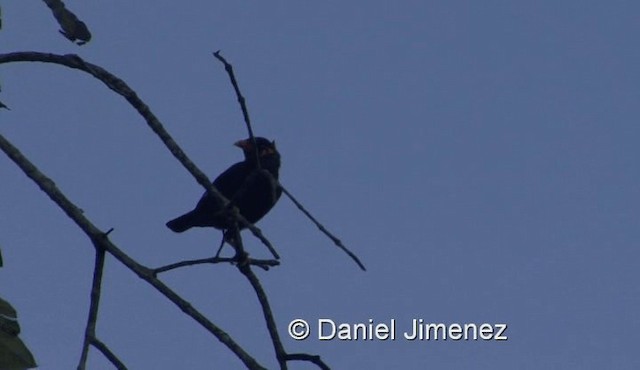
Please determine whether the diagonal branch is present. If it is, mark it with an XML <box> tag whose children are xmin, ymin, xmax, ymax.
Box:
<box><xmin>212</xmin><ymin>51</ymin><xmax>261</xmax><ymax>169</ymax></box>
<box><xmin>285</xmin><ymin>353</ymin><xmax>331</xmax><ymax>370</ymax></box>
<box><xmin>281</xmin><ymin>186</ymin><xmax>366</xmax><ymax>271</ymax></box>
<box><xmin>0</xmin><ymin>132</ymin><xmax>267</xmax><ymax>370</ymax></box>
<box><xmin>90</xmin><ymin>337</ymin><xmax>128</xmax><ymax>370</ymax></box>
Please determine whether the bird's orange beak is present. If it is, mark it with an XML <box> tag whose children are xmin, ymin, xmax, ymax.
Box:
<box><xmin>234</xmin><ymin>139</ymin><xmax>251</xmax><ymax>150</ymax></box>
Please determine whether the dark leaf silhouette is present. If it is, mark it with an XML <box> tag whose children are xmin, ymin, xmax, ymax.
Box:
<box><xmin>42</xmin><ymin>0</ymin><xmax>91</xmax><ymax>45</ymax></box>
<box><xmin>0</xmin><ymin>297</ymin><xmax>37</xmax><ymax>368</ymax></box>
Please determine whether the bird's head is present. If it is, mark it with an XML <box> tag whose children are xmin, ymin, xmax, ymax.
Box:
<box><xmin>234</xmin><ymin>137</ymin><xmax>280</xmax><ymax>168</ymax></box>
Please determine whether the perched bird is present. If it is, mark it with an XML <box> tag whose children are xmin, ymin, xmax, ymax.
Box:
<box><xmin>166</xmin><ymin>137</ymin><xmax>282</xmax><ymax>243</ymax></box>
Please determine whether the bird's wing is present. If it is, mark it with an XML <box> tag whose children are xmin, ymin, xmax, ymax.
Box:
<box><xmin>192</xmin><ymin>161</ymin><xmax>248</xmax><ymax>215</ymax></box>
<box><xmin>212</xmin><ymin>161</ymin><xmax>250</xmax><ymax>199</ymax></box>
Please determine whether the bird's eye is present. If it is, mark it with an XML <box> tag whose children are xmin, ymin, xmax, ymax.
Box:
<box><xmin>259</xmin><ymin>147</ymin><xmax>274</xmax><ymax>156</ymax></box>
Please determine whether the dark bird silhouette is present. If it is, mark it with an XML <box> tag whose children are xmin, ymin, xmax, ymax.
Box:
<box><xmin>166</xmin><ymin>137</ymin><xmax>282</xmax><ymax>241</ymax></box>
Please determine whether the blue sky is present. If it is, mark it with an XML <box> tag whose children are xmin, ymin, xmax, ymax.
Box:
<box><xmin>1</xmin><ymin>1</ymin><xmax>639</xmax><ymax>369</ymax></box>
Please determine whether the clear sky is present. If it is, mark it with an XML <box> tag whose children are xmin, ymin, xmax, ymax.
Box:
<box><xmin>1</xmin><ymin>1</ymin><xmax>639</xmax><ymax>369</ymax></box>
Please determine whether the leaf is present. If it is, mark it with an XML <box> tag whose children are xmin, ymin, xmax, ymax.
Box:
<box><xmin>0</xmin><ymin>298</ymin><xmax>37</xmax><ymax>369</ymax></box>
<box><xmin>0</xmin><ymin>332</ymin><xmax>37</xmax><ymax>369</ymax></box>
<box><xmin>42</xmin><ymin>0</ymin><xmax>92</xmax><ymax>45</ymax></box>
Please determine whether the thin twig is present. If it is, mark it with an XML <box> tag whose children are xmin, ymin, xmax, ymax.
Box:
<box><xmin>212</xmin><ymin>51</ymin><xmax>260</xmax><ymax>169</ymax></box>
<box><xmin>280</xmin><ymin>186</ymin><xmax>366</xmax><ymax>271</ymax></box>
<box><xmin>0</xmin><ymin>51</ymin><xmax>279</xmax><ymax>260</ymax></box>
<box><xmin>90</xmin><ymin>337</ymin><xmax>128</xmax><ymax>370</ymax></box>
<box><xmin>214</xmin><ymin>233</ymin><xmax>226</xmax><ymax>257</ymax></box>
<box><xmin>285</xmin><ymin>353</ymin><xmax>331</xmax><ymax>370</ymax></box>
<box><xmin>77</xmin><ymin>243</ymin><xmax>107</xmax><ymax>370</ymax></box>
<box><xmin>153</xmin><ymin>256</ymin><xmax>280</xmax><ymax>275</ymax></box>
<box><xmin>0</xmin><ymin>132</ymin><xmax>267</xmax><ymax>370</ymax></box>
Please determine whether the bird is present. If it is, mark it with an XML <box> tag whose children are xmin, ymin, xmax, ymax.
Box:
<box><xmin>166</xmin><ymin>137</ymin><xmax>282</xmax><ymax>246</ymax></box>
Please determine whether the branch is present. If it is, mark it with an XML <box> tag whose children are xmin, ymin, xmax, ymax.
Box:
<box><xmin>153</xmin><ymin>256</ymin><xmax>280</xmax><ymax>275</ymax></box>
<box><xmin>212</xmin><ymin>51</ymin><xmax>260</xmax><ymax>169</ymax></box>
<box><xmin>231</xmin><ymin>227</ymin><xmax>288</xmax><ymax>370</ymax></box>
<box><xmin>90</xmin><ymin>337</ymin><xmax>127</xmax><ymax>370</ymax></box>
<box><xmin>285</xmin><ymin>353</ymin><xmax>331</xmax><ymax>370</ymax></box>
<box><xmin>76</xmin><ymin>229</ymin><xmax>126</xmax><ymax>370</ymax></box>
<box><xmin>77</xmin><ymin>244</ymin><xmax>106</xmax><ymax>370</ymax></box>
<box><xmin>0</xmin><ymin>51</ymin><xmax>279</xmax><ymax>259</ymax></box>
<box><xmin>0</xmin><ymin>132</ymin><xmax>267</xmax><ymax>370</ymax></box>
<box><xmin>280</xmin><ymin>186</ymin><xmax>366</xmax><ymax>271</ymax></box>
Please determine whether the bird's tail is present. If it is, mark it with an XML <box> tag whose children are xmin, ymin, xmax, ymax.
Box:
<box><xmin>166</xmin><ymin>212</ymin><xmax>195</xmax><ymax>233</ymax></box>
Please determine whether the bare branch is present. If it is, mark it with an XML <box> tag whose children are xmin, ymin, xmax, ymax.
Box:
<box><xmin>77</xmin><ymin>245</ymin><xmax>106</xmax><ymax>370</ymax></box>
<box><xmin>280</xmin><ymin>186</ymin><xmax>366</xmax><ymax>271</ymax></box>
<box><xmin>90</xmin><ymin>337</ymin><xmax>128</xmax><ymax>370</ymax></box>
<box><xmin>285</xmin><ymin>353</ymin><xmax>331</xmax><ymax>370</ymax></box>
<box><xmin>231</xmin><ymin>226</ymin><xmax>288</xmax><ymax>370</ymax></box>
<box><xmin>153</xmin><ymin>256</ymin><xmax>280</xmax><ymax>275</ymax></box>
<box><xmin>0</xmin><ymin>132</ymin><xmax>267</xmax><ymax>370</ymax></box>
<box><xmin>212</xmin><ymin>51</ymin><xmax>260</xmax><ymax>169</ymax></box>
